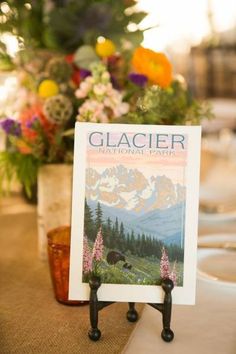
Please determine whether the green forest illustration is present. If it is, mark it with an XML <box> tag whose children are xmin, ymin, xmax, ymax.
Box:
<box><xmin>82</xmin><ymin>200</ymin><xmax>184</xmax><ymax>286</ymax></box>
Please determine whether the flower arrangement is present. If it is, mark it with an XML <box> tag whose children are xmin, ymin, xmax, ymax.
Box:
<box><xmin>0</xmin><ymin>39</ymin><xmax>212</xmax><ymax>196</ymax></box>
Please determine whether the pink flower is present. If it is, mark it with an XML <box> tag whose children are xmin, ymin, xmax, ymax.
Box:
<box><xmin>92</xmin><ymin>228</ymin><xmax>104</xmax><ymax>262</ymax></box>
<box><xmin>75</xmin><ymin>80</ymin><xmax>93</xmax><ymax>98</ymax></box>
<box><xmin>75</xmin><ymin>63</ymin><xmax>130</xmax><ymax>122</ymax></box>
<box><xmin>113</xmin><ymin>102</ymin><xmax>129</xmax><ymax>117</ymax></box>
<box><xmin>169</xmin><ymin>261</ymin><xmax>177</xmax><ymax>286</ymax></box>
<box><xmin>77</xmin><ymin>99</ymin><xmax>109</xmax><ymax>123</ymax></box>
<box><xmin>83</xmin><ymin>234</ymin><xmax>92</xmax><ymax>274</ymax></box>
<box><xmin>160</xmin><ymin>247</ymin><xmax>170</xmax><ymax>279</ymax></box>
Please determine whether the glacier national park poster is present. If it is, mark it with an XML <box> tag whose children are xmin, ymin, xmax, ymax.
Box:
<box><xmin>69</xmin><ymin>123</ymin><xmax>201</xmax><ymax>304</ymax></box>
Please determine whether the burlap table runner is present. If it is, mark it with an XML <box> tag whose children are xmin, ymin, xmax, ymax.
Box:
<box><xmin>0</xmin><ymin>208</ymin><xmax>143</xmax><ymax>354</ymax></box>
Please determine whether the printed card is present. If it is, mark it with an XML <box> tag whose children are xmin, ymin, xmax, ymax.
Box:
<box><xmin>69</xmin><ymin>122</ymin><xmax>201</xmax><ymax>304</ymax></box>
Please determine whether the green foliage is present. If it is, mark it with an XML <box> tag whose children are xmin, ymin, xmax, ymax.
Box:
<box><xmin>84</xmin><ymin>198</ymin><xmax>95</xmax><ymax>240</ymax></box>
<box><xmin>0</xmin><ymin>43</ymin><xmax>15</xmax><ymax>70</ymax></box>
<box><xmin>0</xmin><ymin>1</ymin><xmax>47</xmax><ymax>49</ymax></box>
<box><xmin>0</xmin><ymin>128</ymin><xmax>72</xmax><ymax>196</ymax></box>
<box><xmin>83</xmin><ymin>244</ymin><xmax>184</xmax><ymax>286</ymax></box>
<box><xmin>47</xmin><ymin>1</ymin><xmax>146</xmax><ymax>52</ymax></box>
<box><xmin>95</xmin><ymin>201</ymin><xmax>103</xmax><ymax>231</ymax></box>
<box><xmin>120</xmin><ymin>81</ymin><xmax>213</xmax><ymax>125</ymax></box>
<box><xmin>0</xmin><ymin>0</ymin><xmax>146</xmax><ymax>53</ymax></box>
<box><xmin>0</xmin><ymin>151</ymin><xmax>40</xmax><ymax>197</ymax></box>
<box><xmin>85</xmin><ymin>200</ymin><xmax>184</xmax><ymax>263</ymax></box>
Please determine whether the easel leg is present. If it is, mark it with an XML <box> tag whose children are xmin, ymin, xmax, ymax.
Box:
<box><xmin>88</xmin><ymin>277</ymin><xmax>101</xmax><ymax>341</ymax></box>
<box><xmin>161</xmin><ymin>279</ymin><xmax>174</xmax><ymax>342</ymax></box>
<box><xmin>127</xmin><ymin>302</ymin><xmax>138</xmax><ymax>322</ymax></box>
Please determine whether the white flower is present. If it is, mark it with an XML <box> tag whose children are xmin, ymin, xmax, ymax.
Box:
<box><xmin>75</xmin><ymin>81</ymin><xmax>92</xmax><ymax>99</ymax></box>
<box><xmin>86</xmin><ymin>76</ymin><xmax>95</xmax><ymax>85</ymax></box>
<box><xmin>113</xmin><ymin>102</ymin><xmax>129</xmax><ymax>117</ymax></box>
<box><xmin>77</xmin><ymin>99</ymin><xmax>109</xmax><ymax>123</ymax></box>
<box><xmin>103</xmin><ymin>96</ymin><xmax>114</xmax><ymax>109</ymax></box>
<box><xmin>93</xmin><ymin>83</ymin><xmax>107</xmax><ymax>96</ymax></box>
<box><xmin>101</xmin><ymin>71</ymin><xmax>110</xmax><ymax>82</ymax></box>
<box><xmin>76</xmin><ymin>62</ymin><xmax>130</xmax><ymax>122</ymax></box>
<box><xmin>118</xmin><ymin>102</ymin><xmax>129</xmax><ymax>115</ymax></box>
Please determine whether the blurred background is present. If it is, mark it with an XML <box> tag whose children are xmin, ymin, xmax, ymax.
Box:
<box><xmin>1</xmin><ymin>2</ymin><xmax>236</xmax><ymax>91</ymax></box>
<box><xmin>1</xmin><ymin>1</ymin><xmax>236</xmax><ymax>96</ymax></box>
<box><xmin>0</xmin><ymin>0</ymin><xmax>236</xmax><ymax>194</ymax></box>
<box><xmin>140</xmin><ymin>0</ymin><xmax>236</xmax><ymax>98</ymax></box>
<box><xmin>0</xmin><ymin>4</ymin><xmax>236</xmax><ymax>352</ymax></box>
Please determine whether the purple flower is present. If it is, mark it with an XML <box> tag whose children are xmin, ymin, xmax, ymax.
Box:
<box><xmin>110</xmin><ymin>75</ymin><xmax>120</xmax><ymax>90</ymax></box>
<box><xmin>169</xmin><ymin>261</ymin><xmax>177</xmax><ymax>286</ymax></box>
<box><xmin>25</xmin><ymin>116</ymin><xmax>39</xmax><ymax>129</ymax></box>
<box><xmin>128</xmin><ymin>73</ymin><xmax>148</xmax><ymax>87</ymax></box>
<box><xmin>92</xmin><ymin>228</ymin><xmax>104</xmax><ymax>262</ymax></box>
<box><xmin>0</xmin><ymin>118</ymin><xmax>21</xmax><ymax>136</ymax></box>
<box><xmin>160</xmin><ymin>247</ymin><xmax>170</xmax><ymax>279</ymax></box>
<box><xmin>83</xmin><ymin>234</ymin><xmax>92</xmax><ymax>274</ymax></box>
<box><xmin>80</xmin><ymin>68</ymin><xmax>91</xmax><ymax>80</ymax></box>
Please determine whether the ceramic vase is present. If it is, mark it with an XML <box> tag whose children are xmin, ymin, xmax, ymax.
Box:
<box><xmin>37</xmin><ymin>164</ymin><xmax>73</xmax><ymax>260</ymax></box>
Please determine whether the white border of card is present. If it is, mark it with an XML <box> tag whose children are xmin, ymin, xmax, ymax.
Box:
<box><xmin>69</xmin><ymin>122</ymin><xmax>201</xmax><ymax>305</ymax></box>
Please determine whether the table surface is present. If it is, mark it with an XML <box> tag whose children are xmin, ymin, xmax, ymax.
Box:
<box><xmin>125</xmin><ymin>146</ymin><xmax>236</xmax><ymax>353</ymax></box>
<box><xmin>130</xmin><ymin>149</ymin><xmax>235</xmax><ymax>353</ymax></box>
<box><xmin>123</xmin><ymin>221</ymin><xmax>236</xmax><ymax>354</ymax></box>
<box><xmin>0</xmin><ymin>198</ymin><xmax>144</xmax><ymax>354</ymax></box>
<box><xmin>125</xmin><ymin>148</ymin><xmax>236</xmax><ymax>354</ymax></box>
<box><xmin>1</xmin><ymin>195</ymin><xmax>236</xmax><ymax>354</ymax></box>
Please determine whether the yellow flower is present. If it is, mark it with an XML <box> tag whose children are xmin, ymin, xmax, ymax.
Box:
<box><xmin>95</xmin><ymin>38</ymin><xmax>116</xmax><ymax>58</ymax></box>
<box><xmin>38</xmin><ymin>79</ymin><xmax>59</xmax><ymax>98</ymax></box>
<box><xmin>132</xmin><ymin>47</ymin><xmax>172</xmax><ymax>88</ymax></box>
<box><xmin>16</xmin><ymin>140</ymin><xmax>32</xmax><ymax>154</ymax></box>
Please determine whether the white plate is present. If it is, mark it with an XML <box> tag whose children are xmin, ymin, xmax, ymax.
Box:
<box><xmin>197</xmin><ymin>234</ymin><xmax>236</xmax><ymax>287</ymax></box>
<box><xmin>199</xmin><ymin>209</ymin><xmax>236</xmax><ymax>222</ymax></box>
<box><xmin>199</xmin><ymin>186</ymin><xmax>236</xmax><ymax>222</ymax></box>
<box><xmin>200</xmin><ymin>152</ymin><xmax>236</xmax><ymax>222</ymax></box>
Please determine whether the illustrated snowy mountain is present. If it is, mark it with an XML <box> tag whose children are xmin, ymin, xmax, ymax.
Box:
<box><xmin>86</xmin><ymin>164</ymin><xmax>185</xmax><ymax>213</ymax></box>
<box><xmin>86</xmin><ymin>165</ymin><xmax>186</xmax><ymax>246</ymax></box>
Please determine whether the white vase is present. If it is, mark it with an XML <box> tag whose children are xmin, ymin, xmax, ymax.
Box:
<box><xmin>37</xmin><ymin>164</ymin><xmax>73</xmax><ymax>260</ymax></box>
<box><xmin>0</xmin><ymin>130</ymin><xmax>6</xmax><ymax>152</ymax></box>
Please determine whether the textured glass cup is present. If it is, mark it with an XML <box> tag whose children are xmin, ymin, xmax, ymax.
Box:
<box><xmin>47</xmin><ymin>226</ymin><xmax>87</xmax><ymax>305</ymax></box>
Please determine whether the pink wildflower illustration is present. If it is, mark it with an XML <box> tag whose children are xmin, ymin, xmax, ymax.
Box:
<box><xmin>92</xmin><ymin>228</ymin><xmax>104</xmax><ymax>262</ymax></box>
<box><xmin>83</xmin><ymin>234</ymin><xmax>92</xmax><ymax>274</ymax></box>
<box><xmin>169</xmin><ymin>261</ymin><xmax>177</xmax><ymax>286</ymax></box>
<box><xmin>160</xmin><ymin>247</ymin><xmax>170</xmax><ymax>279</ymax></box>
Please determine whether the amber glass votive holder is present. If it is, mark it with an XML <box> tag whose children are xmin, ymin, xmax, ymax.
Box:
<box><xmin>47</xmin><ymin>225</ymin><xmax>87</xmax><ymax>306</ymax></box>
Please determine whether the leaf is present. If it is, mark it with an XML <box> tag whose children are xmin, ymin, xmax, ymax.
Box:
<box><xmin>0</xmin><ymin>151</ymin><xmax>40</xmax><ymax>197</ymax></box>
<box><xmin>61</xmin><ymin>128</ymin><xmax>75</xmax><ymax>137</ymax></box>
<box><xmin>128</xmin><ymin>11</ymin><xmax>147</xmax><ymax>24</ymax></box>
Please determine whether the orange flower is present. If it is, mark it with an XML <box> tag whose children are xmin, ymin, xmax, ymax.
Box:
<box><xmin>132</xmin><ymin>47</ymin><xmax>172</xmax><ymax>88</ymax></box>
<box><xmin>20</xmin><ymin>104</ymin><xmax>56</xmax><ymax>143</ymax></box>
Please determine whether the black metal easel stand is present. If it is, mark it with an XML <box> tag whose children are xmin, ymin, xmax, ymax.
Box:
<box><xmin>88</xmin><ymin>276</ymin><xmax>174</xmax><ymax>342</ymax></box>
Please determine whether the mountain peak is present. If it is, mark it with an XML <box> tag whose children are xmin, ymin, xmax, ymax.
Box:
<box><xmin>86</xmin><ymin>165</ymin><xmax>185</xmax><ymax>212</ymax></box>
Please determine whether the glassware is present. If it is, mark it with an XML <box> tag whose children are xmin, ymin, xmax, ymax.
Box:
<box><xmin>47</xmin><ymin>225</ymin><xmax>87</xmax><ymax>306</ymax></box>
